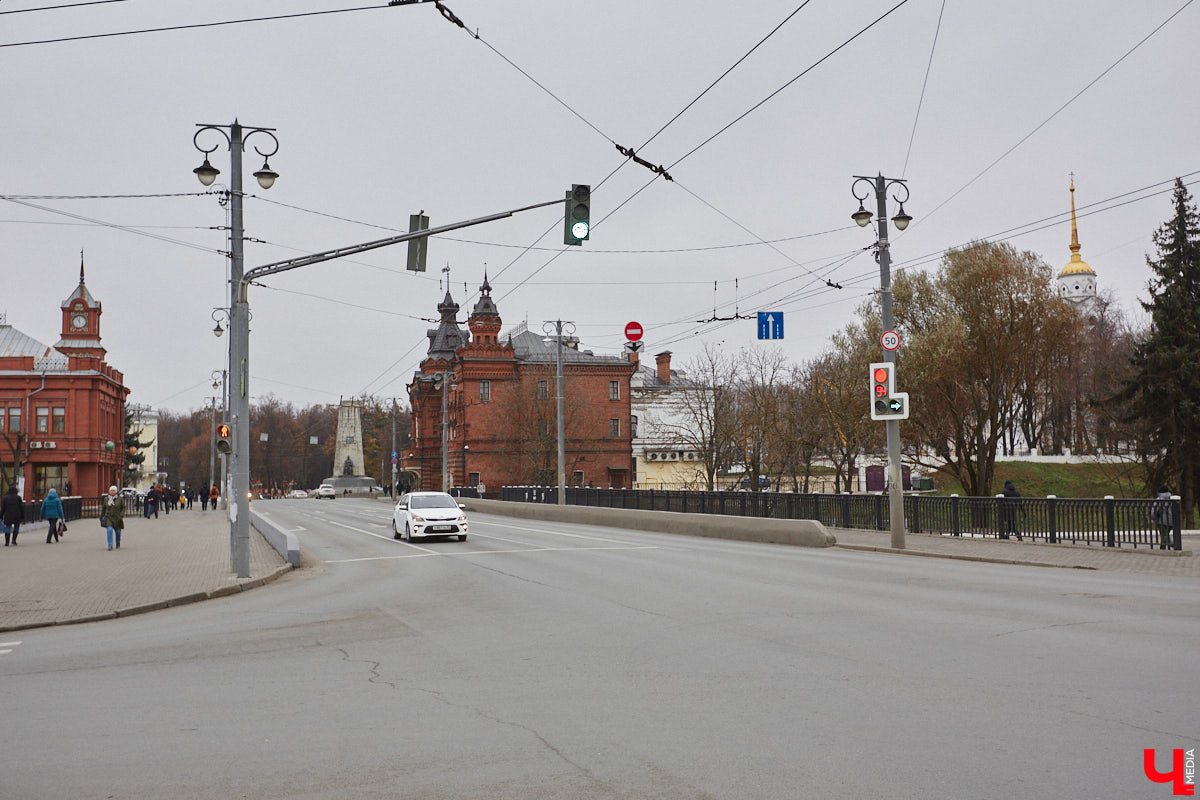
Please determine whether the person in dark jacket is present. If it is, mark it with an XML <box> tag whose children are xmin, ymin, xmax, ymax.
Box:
<box><xmin>2</xmin><ymin>484</ymin><xmax>23</xmax><ymax>546</ymax></box>
<box><xmin>100</xmin><ymin>485</ymin><xmax>126</xmax><ymax>550</ymax></box>
<box><xmin>40</xmin><ymin>488</ymin><xmax>65</xmax><ymax>543</ymax></box>
<box><xmin>999</xmin><ymin>479</ymin><xmax>1025</xmax><ymax>540</ymax></box>
<box><xmin>1150</xmin><ymin>486</ymin><xmax>1174</xmax><ymax>550</ymax></box>
<box><xmin>145</xmin><ymin>485</ymin><xmax>160</xmax><ymax>519</ymax></box>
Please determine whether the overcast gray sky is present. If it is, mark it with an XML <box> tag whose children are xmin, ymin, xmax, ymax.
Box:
<box><xmin>3</xmin><ymin>0</ymin><xmax>1197</xmax><ymax>413</ymax></box>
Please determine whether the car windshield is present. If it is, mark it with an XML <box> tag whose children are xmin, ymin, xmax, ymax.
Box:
<box><xmin>410</xmin><ymin>494</ymin><xmax>458</xmax><ymax>509</ymax></box>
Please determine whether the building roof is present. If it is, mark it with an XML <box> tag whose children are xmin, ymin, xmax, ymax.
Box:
<box><xmin>508</xmin><ymin>329</ymin><xmax>630</xmax><ymax>365</ymax></box>
<box><xmin>424</xmin><ymin>290</ymin><xmax>470</xmax><ymax>361</ymax></box>
<box><xmin>0</xmin><ymin>324</ymin><xmax>51</xmax><ymax>359</ymax></box>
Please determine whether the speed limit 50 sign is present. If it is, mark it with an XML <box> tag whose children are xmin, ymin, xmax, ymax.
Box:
<box><xmin>880</xmin><ymin>330</ymin><xmax>900</xmax><ymax>351</ymax></box>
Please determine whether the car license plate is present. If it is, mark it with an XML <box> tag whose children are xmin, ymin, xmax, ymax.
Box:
<box><xmin>429</xmin><ymin>525</ymin><xmax>451</xmax><ymax>532</ymax></box>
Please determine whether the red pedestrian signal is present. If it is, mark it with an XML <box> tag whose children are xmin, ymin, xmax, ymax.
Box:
<box><xmin>216</xmin><ymin>423</ymin><xmax>232</xmax><ymax>454</ymax></box>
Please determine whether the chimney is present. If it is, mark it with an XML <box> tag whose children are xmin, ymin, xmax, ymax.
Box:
<box><xmin>655</xmin><ymin>351</ymin><xmax>672</xmax><ymax>384</ymax></box>
<box><xmin>627</xmin><ymin>350</ymin><xmax>639</xmax><ymax>366</ymax></box>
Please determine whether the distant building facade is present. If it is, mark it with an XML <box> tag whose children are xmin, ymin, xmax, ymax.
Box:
<box><xmin>630</xmin><ymin>351</ymin><xmax>708</xmax><ymax>489</ymax></box>
<box><xmin>401</xmin><ymin>278</ymin><xmax>635</xmax><ymax>493</ymax></box>
<box><xmin>126</xmin><ymin>403</ymin><xmax>164</xmax><ymax>492</ymax></box>
<box><xmin>0</xmin><ymin>264</ymin><xmax>129</xmax><ymax>499</ymax></box>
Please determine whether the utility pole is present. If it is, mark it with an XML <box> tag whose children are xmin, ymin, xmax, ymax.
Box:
<box><xmin>390</xmin><ymin>398</ymin><xmax>398</xmax><ymax>497</ymax></box>
<box><xmin>542</xmin><ymin>320</ymin><xmax>575</xmax><ymax>505</ymax></box>
<box><xmin>852</xmin><ymin>174</ymin><xmax>913</xmax><ymax>550</ymax></box>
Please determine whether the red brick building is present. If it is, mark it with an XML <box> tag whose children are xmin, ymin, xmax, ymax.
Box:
<box><xmin>0</xmin><ymin>266</ymin><xmax>129</xmax><ymax>499</ymax></box>
<box><xmin>401</xmin><ymin>278</ymin><xmax>635</xmax><ymax>493</ymax></box>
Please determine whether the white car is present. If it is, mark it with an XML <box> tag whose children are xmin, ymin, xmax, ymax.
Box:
<box><xmin>314</xmin><ymin>484</ymin><xmax>336</xmax><ymax>499</ymax></box>
<box><xmin>392</xmin><ymin>491</ymin><xmax>468</xmax><ymax>542</ymax></box>
<box><xmin>286</xmin><ymin>489</ymin><xmax>309</xmax><ymax>499</ymax></box>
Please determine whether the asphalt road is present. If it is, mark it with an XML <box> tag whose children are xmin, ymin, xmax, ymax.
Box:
<box><xmin>2</xmin><ymin>498</ymin><xmax>1196</xmax><ymax>799</ymax></box>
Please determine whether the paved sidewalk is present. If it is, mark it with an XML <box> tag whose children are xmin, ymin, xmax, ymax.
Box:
<box><xmin>0</xmin><ymin>507</ymin><xmax>289</xmax><ymax>632</ymax></box>
<box><xmin>831</xmin><ymin>526</ymin><xmax>1200</xmax><ymax>577</ymax></box>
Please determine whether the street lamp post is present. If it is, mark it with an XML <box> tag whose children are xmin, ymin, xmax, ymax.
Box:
<box><xmin>434</xmin><ymin>373</ymin><xmax>456</xmax><ymax>491</ymax></box>
<box><xmin>193</xmin><ymin>120</ymin><xmax>279</xmax><ymax>578</ymax></box>
<box><xmin>852</xmin><ymin>174</ymin><xmax>912</xmax><ymax>550</ymax></box>
<box><xmin>542</xmin><ymin>320</ymin><xmax>575</xmax><ymax>505</ymax></box>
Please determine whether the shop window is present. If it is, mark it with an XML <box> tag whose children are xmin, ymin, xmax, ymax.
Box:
<box><xmin>34</xmin><ymin>464</ymin><xmax>68</xmax><ymax>497</ymax></box>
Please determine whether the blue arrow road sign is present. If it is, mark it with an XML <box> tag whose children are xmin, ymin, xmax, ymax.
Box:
<box><xmin>757</xmin><ymin>311</ymin><xmax>784</xmax><ymax>340</ymax></box>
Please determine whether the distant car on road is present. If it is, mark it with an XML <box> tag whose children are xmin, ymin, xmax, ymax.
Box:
<box><xmin>392</xmin><ymin>491</ymin><xmax>468</xmax><ymax>542</ymax></box>
<box><xmin>314</xmin><ymin>484</ymin><xmax>336</xmax><ymax>499</ymax></box>
<box><xmin>286</xmin><ymin>490</ymin><xmax>309</xmax><ymax>499</ymax></box>
<box><xmin>120</xmin><ymin>487</ymin><xmax>144</xmax><ymax>500</ymax></box>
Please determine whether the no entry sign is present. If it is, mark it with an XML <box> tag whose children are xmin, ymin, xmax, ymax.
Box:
<box><xmin>625</xmin><ymin>321</ymin><xmax>644</xmax><ymax>342</ymax></box>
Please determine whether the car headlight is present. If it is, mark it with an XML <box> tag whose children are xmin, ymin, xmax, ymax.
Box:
<box><xmin>412</xmin><ymin>515</ymin><xmax>425</xmax><ymax>523</ymax></box>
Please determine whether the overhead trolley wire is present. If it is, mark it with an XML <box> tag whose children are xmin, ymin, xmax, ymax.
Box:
<box><xmin>901</xmin><ymin>0</ymin><xmax>946</xmax><ymax>178</ymax></box>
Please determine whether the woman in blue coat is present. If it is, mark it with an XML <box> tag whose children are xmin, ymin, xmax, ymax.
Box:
<box><xmin>39</xmin><ymin>488</ymin><xmax>64</xmax><ymax>543</ymax></box>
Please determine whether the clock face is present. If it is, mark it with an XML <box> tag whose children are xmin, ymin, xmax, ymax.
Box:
<box><xmin>71</xmin><ymin>314</ymin><xmax>87</xmax><ymax>330</ymax></box>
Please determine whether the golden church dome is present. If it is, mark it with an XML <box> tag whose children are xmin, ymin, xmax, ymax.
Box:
<box><xmin>1058</xmin><ymin>178</ymin><xmax>1096</xmax><ymax>278</ymax></box>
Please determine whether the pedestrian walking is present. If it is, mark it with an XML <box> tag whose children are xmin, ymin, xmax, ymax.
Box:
<box><xmin>999</xmin><ymin>479</ymin><xmax>1025</xmax><ymax>540</ymax></box>
<box><xmin>145</xmin><ymin>485</ymin><xmax>160</xmax><ymax>519</ymax></box>
<box><xmin>40</xmin><ymin>488</ymin><xmax>65</xmax><ymax>543</ymax></box>
<box><xmin>2</xmin><ymin>484</ymin><xmax>23</xmax><ymax>546</ymax></box>
<box><xmin>100</xmin><ymin>485</ymin><xmax>126</xmax><ymax>550</ymax></box>
<box><xmin>1150</xmin><ymin>485</ymin><xmax>1174</xmax><ymax>550</ymax></box>
<box><xmin>209</xmin><ymin>484</ymin><xmax>220</xmax><ymax>509</ymax></box>
<box><xmin>200</xmin><ymin>488</ymin><xmax>209</xmax><ymax>511</ymax></box>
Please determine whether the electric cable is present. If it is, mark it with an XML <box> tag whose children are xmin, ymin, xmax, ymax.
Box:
<box><xmin>901</xmin><ymin>0</ymin><xmax>946</xmax><ymax>178</ymax></box>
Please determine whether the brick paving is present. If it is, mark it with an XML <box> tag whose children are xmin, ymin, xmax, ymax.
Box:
<box><xmin>832</xmin><ymin>526</ymin><xmax>1200</xmax><ymax>577</ymax></box>
<box><xmin>0</xmin><ymin>506</ymin><xmax>289</xmax><ymax>632</ymax></box>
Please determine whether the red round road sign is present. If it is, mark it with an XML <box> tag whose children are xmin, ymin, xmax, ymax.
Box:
<box><xmin>625</xmin><ymin>321</ymin><xmax>644</xmax><ymax>342</ymax></box>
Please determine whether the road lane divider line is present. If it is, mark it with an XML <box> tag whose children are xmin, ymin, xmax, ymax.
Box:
<box><xmin>323</xmin><ymin>518</ymin><xmax>440</xmax><ymax>554</ymax></box>
<box><xmin>472</xmin><ymin>518</ymin><xmax>646</xmax><ymax>545</ymax></box>
<box><xmin>324</xmin><ymin>544</ymin><xmax>659</xmax><ymax>564</ymax></box>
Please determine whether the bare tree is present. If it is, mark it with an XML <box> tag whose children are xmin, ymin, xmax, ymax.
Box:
<box><xmin>893</xmin><ymin>241</ymin><xmax>1083</xmax><ymax>496</ymax></box>
<box><xmin>651</xmin><ymin>344</ymin><xmax>741</xmax><ymax>490</ymax></box>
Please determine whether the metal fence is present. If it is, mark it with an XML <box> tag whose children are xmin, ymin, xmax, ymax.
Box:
<box><xmin>499</xmin><ymin>486</ymin><xmax>1185</xmax><ymax>551</ymax></box>
<box><xmin>14</xmin><ymin>495</ymin><xmax>146</xmax><ymax>525</ymax></box>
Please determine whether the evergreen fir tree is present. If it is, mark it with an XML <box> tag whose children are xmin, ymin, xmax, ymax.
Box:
<box><xmin>1119</xmin><ymin>178</ymin><xmax>1200</xmax><ymax>525</ymax></box>
<box><xmin>123</xmin><ymin>408</ymin><xmax>155</xmax><ymax>488</ymax></box>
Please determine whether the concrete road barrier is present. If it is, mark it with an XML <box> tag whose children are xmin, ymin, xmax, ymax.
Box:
<box><xmin>250</xmin><ymin>510</ymin><xmax>302</xmax><ymax>567</ymax></box>
<box><xmin>458</xmin><ymin>498</ymin><xmax>836</xmax><ymax>548</ymax></box>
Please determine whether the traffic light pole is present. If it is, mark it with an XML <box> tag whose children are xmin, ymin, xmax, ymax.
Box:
<box><xmin>225</xmin><ymin>194</ymin><xmax>575</xmax><ymax>569</ymax></box>
<box><xmin>855</xmin><ymin>174</ymin><xmax>909</xmax><ymax>550</ymax></box>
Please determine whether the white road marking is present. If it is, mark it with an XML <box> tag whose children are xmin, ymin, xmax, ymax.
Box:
<box><xmin>323</xmin><ymin>518</ymin><xmax>440</xmax><ymax>554</ymax></box>
<box><xmin>0</xmin><ymin>641</ymin><xmax>21</xmax><ymax>655</ymax></box>
<box><xmin>474</xmin><ymin>518</ymin><xmax>648</xmax><ymax>546</ymax></box>
<box><xmin>325</xmin><ymin>544</ymin><xmax>658</xmax><ymax>564</ymax></box>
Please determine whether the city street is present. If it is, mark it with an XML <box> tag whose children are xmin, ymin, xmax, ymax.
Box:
<box><xmin>2</xmin><ymin>498</ymin><xmax>1196</xmax><ymax>799</ymax></box>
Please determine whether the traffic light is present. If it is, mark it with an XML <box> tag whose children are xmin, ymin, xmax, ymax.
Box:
<box><xmin>216</xmin><ymin>423</ymin><xmax>232</xmax><ymax>454</ymax></box>
<box><xmin>869</xmin><ymin>362</ymin><xmax>910</xmax><ymax>420</ymax></box>
<box><xmin>564</xmin><ymin>184</ymin><xmax>590</xmax><ymax>245</ymax></box>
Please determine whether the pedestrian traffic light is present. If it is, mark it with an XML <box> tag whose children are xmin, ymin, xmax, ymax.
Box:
<box><xmin>869</xmin><ymin>362</ymin><xmax>909</xmax><ymax>420</ymax></box>
<box><xmin>564</xmin><ymin>184</ymin><xmax>590</xmax><ymax>245</ymax></box>
<box><xmin>216</xmin><ymin>423</ymin><xmax>232</xmax><ymax>454</ymax></box>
